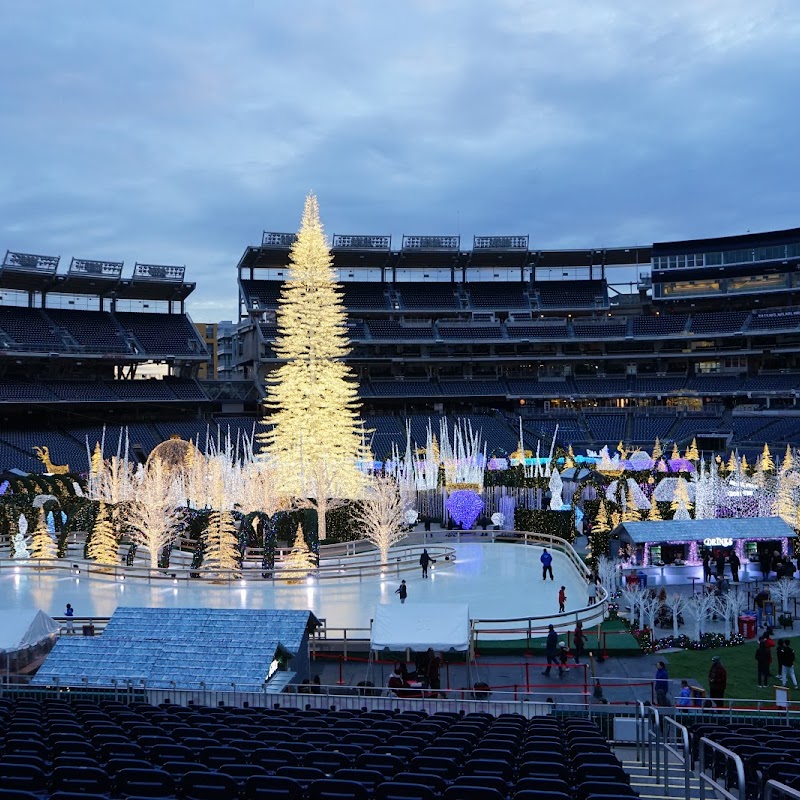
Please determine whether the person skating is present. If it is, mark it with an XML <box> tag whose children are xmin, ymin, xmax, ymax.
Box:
<box><xmin>395</xmin><ymin>580</ymin><xmax>408</xmax><ymax>604</ymax></box>
<box><xmin>558</xmin><ymin>585</ymin><xmax>567</xmax><ymax>613</ymax></box>
<box><xmin>542</xmin><ymin>624</ymin><xmax>558</xmax><ymax>676</ymax></box>
<box><xmin>541</xmin><ymin>548</ymin><xmax>554</xmax><ymax>581</ymax></box>
<box><xmin>420</xmin><ymin>549</ymin><xmax>433</xmax><ymax>579</ymax></box>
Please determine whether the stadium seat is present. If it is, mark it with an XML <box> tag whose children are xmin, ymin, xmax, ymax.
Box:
<box><xmin>179</xmin><ymin>770</ymin><xmax>240</xmax><ymax>800</ymax></box>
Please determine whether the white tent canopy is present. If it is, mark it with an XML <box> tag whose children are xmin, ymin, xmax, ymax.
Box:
<box><xmin>0</xmin><ymin>609</ymin><xmax>59</xmax><ymax>655</ymax></box>
<box><xmin>371</xmin><ymin>603</ymin><xmax>470</xmax><ymax>652</ymax></box>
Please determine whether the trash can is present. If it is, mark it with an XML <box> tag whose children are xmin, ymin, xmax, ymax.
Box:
<box><xmin>738</xmin><ymin>614</ymin><xmax>757</xmax><ymax>639</ymax></box>
<box><xmin>625</xmin><ymin>573</ymin><xmax>638</xmax><ymax>587</ymax></box>
<box><xmin>82</xmin><ymin>624</ymin><xmax>95</xmax><ymax>637</ymax></box>
<box><xmin>637</xmin><ymin>571</ymin><xmax>648</xmax><ymax>589</ymax></box>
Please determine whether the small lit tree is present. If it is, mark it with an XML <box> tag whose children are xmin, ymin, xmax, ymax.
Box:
<box><xmin>280</xmin><ymin>524</ymin><xmax>317</xmax><ymax>583</ymax></box>
<box><xmin>87</xmin><ymin>501</ymin><xmax>118</xmax><ymax>566</ymax></box>
<box><xmin>781</xmin><ymin>444</ymin><xmax>794</xmax><ymax>474</ymax></box>
<box><xmin>354</xmin><ymin>474</ymin><xmax>408</xmax><ymax>565</ymax></box>
<box><xmin>760</xmin><ymin>443</ymin><xmax>775</xmax><ymax>474</ymax></box>
<box><xmin>622</xmin><ymin>486</ymin><xmax>642</xmax><ymax>523</ymax></box>
<box><xmin>717</xmin><ymin>591</ymin><xmax>747</xmax><ymax>638</ymax></box>
<box><xmin>652</xmin><ymin>437</ymin><xmax>663</xmax><ymax>461</ymax></box>
<box><xmin>597</xmin><ymin>555</ymin><xmax>618</xmax><ymax>597</ymax></box>
<box><xmin>30</xmin><ymin>508</ymin><xmax>57</xmax><ymax>561</ymax></box>
<box><xmin>621</xmin><ymin>584</ymin><xmax>644</xmax><ymax>628</ymax></box>
<box><xmin>647</xmin><ymin>496</ymin><xmax>663</xmax><ymax>522</ymax></box>
<box><xmin>641</xmin><ymin>593</ymin><xmax>661</xmax><ymax>632</ymax></box>
<box><xmin>671</xmin><ymin>442</ymin><xmax>680</xmax><ymax>460</ymax></box>
<box><xmin>685</xmin><ymin>438</ymin><xmax>699</xmax><ymax>461</ymax></box>
<box><xmin>202</xmin><ymin>462</ymin><xmax>241</xmax><ymax>577</ymax></box>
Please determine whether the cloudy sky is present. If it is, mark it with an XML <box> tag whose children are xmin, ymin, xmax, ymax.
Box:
<box><xmin>1</xmin><ymin>1</ymin><xmax>799</xmax><ymax>320</ymax></box>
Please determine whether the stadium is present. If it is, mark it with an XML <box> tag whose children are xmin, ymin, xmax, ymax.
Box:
<box><xmin>4</xmin><ymin>224</ymin><xmax>799</xmax><ymax>470</ymax></box>
<box><xmin>1</xmin><ymin>225</ymin><xmax>800</xmax><ymax>800</ymax></box>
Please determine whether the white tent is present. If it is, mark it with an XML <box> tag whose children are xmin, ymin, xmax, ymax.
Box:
<box><xmin>371</xmin><ymin>603</ymin><xmax>470</xmax><ymax>652</ymax></box>
<box><xmin>0</xmin><ymin>608</ymin><xmax>59</xmax><ymax>655</ymax></box>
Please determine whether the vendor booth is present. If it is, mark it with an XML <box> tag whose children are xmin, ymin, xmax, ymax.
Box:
<box><xmin>368</xmin><ymin>603</ymin><xmax>473</xmax><ymax>692</ymax></box>
<box><xmin>613</xmin><ymin>517</ymin><xmax>797</xmax><ymax>571</ymax></box>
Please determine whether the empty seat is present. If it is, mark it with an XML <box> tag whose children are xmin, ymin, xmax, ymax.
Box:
<box><xmin>243</xmin><ymin>773</ymin><xmax>304</xmax><ymax>799</ymax></box>
<box><xmin>51</xmin><ymin>765</ymin><xmax>111</xmax><ymax>795</ymax></box>
<box><xmin>443</xmin><ymin>785</ymin><xmax>505</xmax><ymax>800</ymax></box>
<box><xmin>375</xmin><ymin>783</ymin><xmax>437</xmax><ymax>800</ymax></box>
<box><xmin>0</xmin><ymin>762</ymin><xmax>47</xmax><ymax>793</ymax></box>
<box><xmin>180</xmin><ymin>770</ymin><xmax>240</xmax><ymax>800</ymax></box>
<box><xmin>114</xmin><ymin>767</ymin><xmax>176</xmax><ymax>798</ymax></box>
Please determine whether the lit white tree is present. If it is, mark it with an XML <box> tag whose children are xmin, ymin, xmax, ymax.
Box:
<box><xmin>641</xmin><ymin>593</ymin><xmax>661</xmax><ymax>632</ymax></box>
<box><xmin>125</xmin><ymin>460</ymin><xmax>185</xmax><ymax>571</ymax></box>
<box><xmin>665</xmin><ymin>592</ymin><xmax>688</xmax><ymax>639</ymax></box>
<box><xmin>774</xmin><ymin>577</ymin><xmax>800</xmax><ymax>615</ymax></box>
<box><xmin>202</xmin><ymin>461</ymin><xmax>240</xmax><ymax>576</ymax></box>
<box><xmin>686</xmin><ymin>591</ymin><xmax>718</xmax><ymax>641</ymax></box>
<box><xmin>620</xmin><ymin>584</ymin><xmax>644</xmax><ymax>628</ymax></box>
<box><xmin>597</xmin><ymin>555</ymin><xmax>618</xmax><ymax>598</ymax></box>
<box><xmin>354</xmin><ymin>474</ymin><xmax>408</xmax><ymax>565</ymax></box>
<box><xmin>717</xmin><ymin>591</ymin><xmax>748</xmax><ymax>638</ymax></box>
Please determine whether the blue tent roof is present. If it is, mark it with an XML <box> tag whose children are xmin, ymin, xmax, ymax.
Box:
<box><xmin>32</xmin><ymin>607</ymin><xmax>319</xmax><ymax>690</ymax></box>
<box><xmin>615</xmin><ymin>516</ymin><xmax>797</xmax><ymax>545</ymax></box>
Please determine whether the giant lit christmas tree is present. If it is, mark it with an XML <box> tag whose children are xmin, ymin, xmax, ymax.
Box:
<box><xmin>258</xmin><ymin>194</ymin><xmax>365</xmax><ymax>540</ymax></box>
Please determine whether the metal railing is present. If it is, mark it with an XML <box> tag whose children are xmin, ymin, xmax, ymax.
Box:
<box><xmin>766</xmin><ymin>780</ymin><xmax>800</xmax><ymax>800</ymax></box>
<box><xmin>662</xmin><ymin>714</ymin><xmax>692</xmax><ymax>799</ymax></box>
<box><xmin>698</xmin><ymin>736</ymin><xmax>746</xmax><ymax>800</ymax></box>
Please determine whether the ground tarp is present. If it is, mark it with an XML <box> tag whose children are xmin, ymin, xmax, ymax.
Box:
<box><xmin>371</xmin><ymin>603</ymin><xmax>470</xmax><ymax>652</ymax></box>
<box><xmin>0</xmin><ymin>608</ymin><xmax>59</xmax><ymax>655</ymax></box>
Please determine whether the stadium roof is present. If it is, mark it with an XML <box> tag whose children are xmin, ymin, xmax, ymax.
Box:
<box><xmin>615</xmin><ymin>517</ymin><xmax>796</xmax><ymax>545</ymax></box>
<box><xmin>653</xmin><ymin>227</ymin><xmax>800</xmax><ymax>256</ymax></box>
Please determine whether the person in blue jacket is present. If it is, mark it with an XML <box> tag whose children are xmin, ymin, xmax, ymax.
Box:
<box><xmin>655</xmin><ymin>661</ymin><xmax>670</xmax><ymax>705</ymax></box>
<box><xmin>541</xmin><ymin>547</ymin><xmax>554</xmax><ymax>580</ymax></box>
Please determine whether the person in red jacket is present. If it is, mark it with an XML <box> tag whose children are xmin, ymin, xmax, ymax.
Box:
<box><xmin>558</xmin><ymin>586</ymin><xmax>567</xmax><ymax>613</ymax></box>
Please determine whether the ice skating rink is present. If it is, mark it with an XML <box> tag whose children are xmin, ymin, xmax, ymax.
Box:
<box><xmin>0</xmin><ymin>543</ymin><xmax>589</xmax><ymax>631</ymax></box>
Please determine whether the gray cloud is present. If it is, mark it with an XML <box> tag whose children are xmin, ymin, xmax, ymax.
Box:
<box><xmin>1</xmin><ymin>0</ymin><xmax>799</xmax><ymax>319</ymax></box>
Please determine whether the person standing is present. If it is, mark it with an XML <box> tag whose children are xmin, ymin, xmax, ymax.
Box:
<box><xmin>755</xmin><ymin>589</ymin><xmax>770</xmax><ymax>629</ymax></box>
<box><xmin>542</xmin><ymin>624</ymin><xmax>558</xmax><ymax>676</ymax></box>
<box><xmin>420</xmin><ymin>549</ymin><xmax>432</xmax><ymax>579</ymax></box>
<box><xmin>728</xmin><ymin>550</ymin><xmax>741</xmax><ymax>583</ymax></box>
<box><xmin>715</xmin><ymin>552</ymin><xmax>726</xmax><ymax>582</ymax></box>
<box><xmin>65</xmin><ymin>603</ymin><xmax>75</xmax><ymax>635</ymax></box>
<box><xmin>756</xmin><ymin>639</ymin><xmax>772</xmax><ymax>688</ymax></box>
<box><xmin>427</xmin><ymin>651</ymin><xmax>442</xmax><ymax>696</ymax></box>
<box><xmin>558</xmin><ymin>586</ymin><xmax>567</xmax><ymax>613</ymax></box>
<box><xmin>395</xmin><ymin>580</ymin><xmax>408</xmax><ymax>604</ymax></box>
<box><xmin>574</xmin><ymin>621</ymin><xmax>586</xmax><ymax>664</ymax></box>
<box><xmin>541</xmin><ymin>548</ymin><xmax>554</xmax><ymax>581</ymax></box>
<box><xmin>588</xmin><ymin>579</ymin><xmax>598</xmax><ymax>606</ymax></box>
<box><xmin>760</xmin><ymin>550</ymin><xmax>773</xmax><ymax>581</ymax></box>
<box><xmin>678</xmin><ymin>680</ymin><xmax>692</xmax><ymax>706</ymax></box>
<box><xmin>655</xmin><ymin>661</ymin><xmax>670</xmax><ymax>706</ymax></box>
<box><xmin>708</xmin><ymin>656</ymin><xmax>727</xmax><ymax>706</ymax></box>
<box><xmin>702</xmin><ymin>552</ymin><xmax>712</xmax><ymax>583</ymax></box>
<box><xmin>778</xmin><ymin>639</ymin><xmax>798</xmax><ymax>688</ymax></box>
<box><xmin>557</xmin><ymin>642</ymin><xmax>569</xmax><ymax>677</ymax></box>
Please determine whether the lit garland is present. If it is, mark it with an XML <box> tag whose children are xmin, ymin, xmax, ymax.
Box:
<box><xmin>631</xmin><ymin>627</ymin><xmax>745</xmax><ymax>654</ymax></box>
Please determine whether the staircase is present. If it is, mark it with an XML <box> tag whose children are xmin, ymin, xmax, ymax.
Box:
<box><xmin>615</xmin><ymin>746</ymin><xmax>703</xmax><ymax>800</ymax></box>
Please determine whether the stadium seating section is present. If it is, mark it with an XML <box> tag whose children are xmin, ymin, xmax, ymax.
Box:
<box><xmin>438</xmin><ymin>325</ymin><xmax>503</xmax><ymax>340</ymax></box>
<box><xmin>631</xmin><ymin>315</ymin><xmax>687</xmax><ymax>336</ymax></box>
<box><xmin>368</xmin><ymin>321</ymin><xmax>435</xmax><ymax>340</ymax></box>
<box><xmin>467</xmin><ymin>282</ymin><xmax>530</xmax><ymax>309</ymax></box>
<box><xmin>397</xmin><ymin>283</ymin><xmax>459</xmax><ymax>310</ymax></box>
<box><xmin>0</xmin><ymin>697</ymin><xmax>636</xmax><ymax>800</ymax></box>
<box><xmin>0</xmin><ymin>309</ymin><xmax>206</xmax><ymax>357</ymax></box>
<box><xmin>688</xmin><ymin>311</ymin><xmax>749</xmax><ymax>335</ymax></box>
<box><xmin>536</xmin><ymin>281</ymin><xmax>607</xmax><ymax>309</ymax></box>
<box><xmin>0</xmin><ymin>379</ymin><xmax>208</xmax><ymax>404</ymax></box>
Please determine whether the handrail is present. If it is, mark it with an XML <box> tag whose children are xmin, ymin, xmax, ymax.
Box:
<box><xmin>647</xmin><ymin>704</ymin><xmax>661</xmax><ymax>779</ymax></box>
<box><xmin>698</xmin><ymin>736</ymin><xmax>746</xmax><ymax>800</ymax></box>
<box><xmin>663</xmin><ymin>714</ymin><xmax>692</xmax><ymax>799</ymax></box>
<box><xmin>765</xmin><ymin>780</ymin><xmax>800</xmax><ymax>800</ymax></box>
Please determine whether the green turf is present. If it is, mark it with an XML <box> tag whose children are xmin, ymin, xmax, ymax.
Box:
<box><xmin>665</xmin><ymin>638</ymin><xmax>800</xmax><ymax>701</ymax></box>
